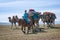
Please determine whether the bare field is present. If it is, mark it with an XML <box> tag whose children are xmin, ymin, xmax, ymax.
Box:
<box><xmin>0</xmin><ymin>24</ymin><xmax>60</xmax><ymax>40</ymax></box>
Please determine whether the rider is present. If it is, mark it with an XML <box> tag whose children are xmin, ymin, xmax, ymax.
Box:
<box><xmin>23</xmin><ymin>10</ymin><xmax>30</xmax><ymax>24</ymax></box>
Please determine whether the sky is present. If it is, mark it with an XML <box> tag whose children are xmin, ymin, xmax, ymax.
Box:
<box><xmin>0</xmin><ymin>0</ymin><xmax>60</xmax><ymax>22</ymax></box>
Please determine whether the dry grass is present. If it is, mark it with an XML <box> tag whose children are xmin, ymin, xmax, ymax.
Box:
<box><xmin>0</xmin><ymin>24</ymin><xmax>60</xmax><ymax>40</ymax></box>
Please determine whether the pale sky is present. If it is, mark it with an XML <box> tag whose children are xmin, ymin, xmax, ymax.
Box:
<box><xmin>0</xmin><ymin>0</ymin><xmax>60</xmax><ymax>22</ymax></box>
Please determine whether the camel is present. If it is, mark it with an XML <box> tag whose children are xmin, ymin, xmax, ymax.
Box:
<box><xmin>8</xmin><ymin>16</ymin><xmax>19</xmax><ymax>29</ymax></box>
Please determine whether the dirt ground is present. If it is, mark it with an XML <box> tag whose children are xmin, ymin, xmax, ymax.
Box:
<box><xmin>0</xmin><ymin>24</ymin><xmax>60</xmax><ymax>40</ymax></box>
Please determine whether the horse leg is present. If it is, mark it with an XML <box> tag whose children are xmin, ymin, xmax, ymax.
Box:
<box><xmin>21</xmin><ymin>25</ymin><xmax>23</xmax><ymax>31</ymax></box>
<box><xmin>36</xmin><ymin>22</ymin><xmax>39</xmax><ymax>28</ymax></box>
<box><xmin>28</xmin><ymin>26</ymin><xmax>30</xmax><ymax>31</ymax></box>
<box><xmin>28</xmin><ymin>24</ymin><xmax>33</xmax><ymax>34</ymax></box>
<box><xmin>43</xmin><ymin>22</ymin><xmax>45</xmax><ymax>27</ymax></box>
<box><xmin>47</xmin><ymin>22</ymin><xmax>50</xmax><ymax>28</ymax></box>
<box><xmin>53</xmin><ymin>21</ymin><xmax>55</xmax><ymax>27</ymax></box>
<box><xmin>37</xmin><ymin>22</ymin><xmax>40</xmax><ymax>27</ymax></box>
<box><xmin>49</xmin><ymin>23</ymin><xmax>52</xmax><ymax>27</ymax></box>
<box><xmin>23</xmin><ymin>26</ymin><xmax>26</xmax><ymax>33</ymax></box>
<box><xmin>53</xmin><ymin>21</ymin><xmax>55</xmax><ymax>26</ymax></box>
<box><xmin>25</xmin><ymin>26</ymin><xmax>28</xmax><ymax>34</ymax></box>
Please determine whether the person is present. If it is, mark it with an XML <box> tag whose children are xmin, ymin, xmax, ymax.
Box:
<box><xmin>23</xmin><ymin>10</ymin><xmax>30</xmax><ymax>24</ymax></box>
<box><xmin>32</xmin><ymin>11</ymin><xmax>39</xmax><ymax>20</ymax></box>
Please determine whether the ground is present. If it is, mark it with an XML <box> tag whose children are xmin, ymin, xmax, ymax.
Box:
<box><xmin>0</xmin><ymin>24</ymin><xmax>60</xmax><ymax>40</ymax></box>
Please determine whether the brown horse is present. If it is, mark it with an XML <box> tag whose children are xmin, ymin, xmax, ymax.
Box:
<box><xmin>49</xmin><ymin>13</ymin><xmax>56</xmax><ymax>27</ymax></box>
<box><xmin>41</xmin><ymin>12</ymin><xmax>56</xmax><ymax>27</ymax></box>
<box><xmin>18</xmin><ymin>18</ymin><xmax>33</xmax><ymax>34</ymax></box>
<box><xmin>8</xmin><ymin>15</ymin><xmax>19</xmax><ymax>29</ymax></box>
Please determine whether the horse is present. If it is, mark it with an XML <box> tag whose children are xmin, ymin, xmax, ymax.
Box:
<box><xmin>41</xmin><ymin>12</ymin><xmax>56</xmax><ymax>28</ymax></box>
<box><xmin>18</xmin><ymin>18</ymin><xmax>33</xmax><ymax>34</ymax></box>
<box><xmin>48</xmin><ymin>13</ymin><xmax>56</xmax><ymax>27</ymax></box>
<box><xmin>8</xmin><ymin>15</ymin><xmax>19</xmax><ymax>29</ymax></box>
<box><xmin>28</xmin><ymin>11</ymin><xmax>41</xmax><ymax>28</ymax></box>
<box><xmin>34</xmin><ymin>12</ymin><xmax>41</xmax><ymax>27</ymax></box>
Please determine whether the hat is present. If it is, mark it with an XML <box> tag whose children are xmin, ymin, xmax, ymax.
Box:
<box><xmin>29</xmin><ymin>9</ymin><xmax>35</xmax><ymax>11</ymax></box>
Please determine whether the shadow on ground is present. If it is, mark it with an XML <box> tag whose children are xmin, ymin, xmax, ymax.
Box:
<box><xmin>24</xmin><ymin>28</ymin><xmax>47</xmax><ymax>34</ymax></box>
<box><xmin>32</xmin><ymin>28</ymin><xmax>47</xmax><ymax>34</ymax></box>
<box><xmin>12</xmin><ymin>28</ymin><xmax>21</xmax><ymax>30</ymax></box>
<box><xmin>49</xmin><ymin>26</ymin><xmax>60</xmax><ymax>29</ymax></box>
